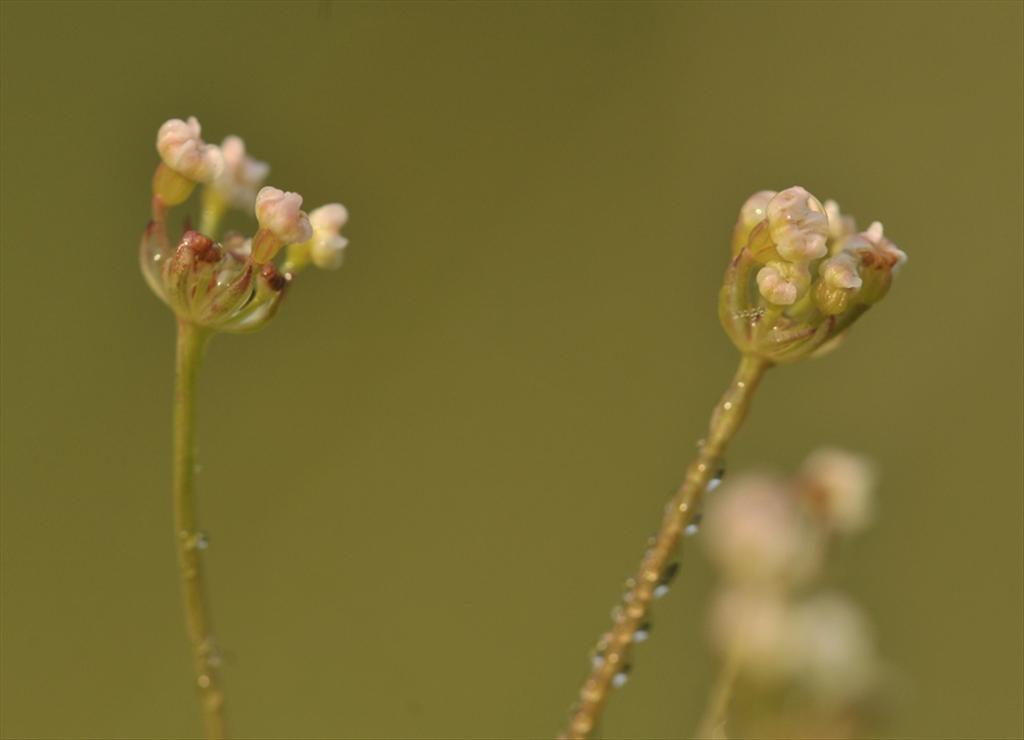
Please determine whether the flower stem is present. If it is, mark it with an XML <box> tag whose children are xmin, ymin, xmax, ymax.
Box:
<box><xmin>564</xmin><ymin>353</ymin><xmax>770</xmax><ymax>739</ymax></box>
<box><xmin>173</xmin><ymin>319</ymin><xmax>227</xmax><ymax>739</ymax></box>
<box><xmin>696</xmin><ymin>637</ymin><xmax>744</xmax><ymax>739</ymax></box>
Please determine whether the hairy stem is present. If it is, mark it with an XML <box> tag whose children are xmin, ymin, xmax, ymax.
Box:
<box><xmin>564</xmin><ymin>354</ymin><xmax>770</xmax><ymax>739</ymax></box>
<box><xmin>173</xmin><ymin>320</ymin><xmax>227</xmax><ymax>739</ymax></box>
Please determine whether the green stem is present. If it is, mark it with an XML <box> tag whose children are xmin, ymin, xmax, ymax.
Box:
<box><xmin>565</xmin><ymin>354</ymin><xmax>770</xmax><ymax>739</ymax></box>
<box><xmin>173</xmin><ymin>320</ymin><xmax>227</xmax><ymax>739</ymax></box>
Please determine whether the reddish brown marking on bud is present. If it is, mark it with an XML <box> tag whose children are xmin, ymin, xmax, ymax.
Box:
<box><xmin>856</xmin><ymin>247</ymin><xmax>899</xmax><ymax>270</ymax></box>
<box><xmin>180</xmin><ymin>230</ymin><xmax>221</xmax><ymax>263</ymax></box>
<box><xmin>260</xmin><ymin>263</ymin><xmax>287</xmax><ymax>292</ymax></box>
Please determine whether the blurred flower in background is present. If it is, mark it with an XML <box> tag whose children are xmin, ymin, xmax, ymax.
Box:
<box><xmin>700</xmin><ymin>449</ymin><xmax>885</xmax><ymax>739</ymax></box>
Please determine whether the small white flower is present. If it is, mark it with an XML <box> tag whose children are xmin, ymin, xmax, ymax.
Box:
<box><xmin>709</xmin><ymin>589</ymin><xmax>798</xmax><ymax>682</ymax></box>
<box><xmin>255</xmin><ymin>186</ymin><xmax>313</xmax><ymax>244</ymax></box>
<box><xmin>739</xmin><ymin>190</ymin><xmax>777</xmax><ymax>230</ymax></box>
<box><xmin>308</xmin><ymin>203</ymin><xmax>350</xmax><ymax>270</ymax></box>
<box><xmin>157</xmin><ymin>116</ymin><xmax>223</xmax><ymax>183</ymax></box>
<box><xmin>756</xmin><ymin>260</ymin><xmax>811</xmax><ymax>306</ymax></box>
<box><xmin>704</xmin><ymin>476</ymin><xmax>820</xmax><ymax>586</ymax></box>
<box><xmin>788</xmin><ymin>593</ymin><xmax>877</xmax><ymax>702</ymax></box>
<box><xmin>819</xmin><ymin>251</ymin><xmax>863</xmax><ymax>290</ymax></box>
<box><xmin>212</xmin><ymin>135</ymin><xmax>270</xmax><ymax>210</ymax></box>
<box><xmin>767</xmin><ymin>186</ymin><xmax>829</xmax><ymax>261</ymax></box>
<box><xmin>800</xmin><ymin>448</ymin><xmax>875</xmax><ymax>533</ymax></box>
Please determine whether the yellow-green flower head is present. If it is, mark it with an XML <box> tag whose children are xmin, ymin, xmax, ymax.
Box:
<box><xmin>157</xmin><ymin>117</ymin><xmax>223</xmax><ymax>183</ymax></box>
<box><xmin>767</xmin><ymin>186</ymin><xmax>829</xmax><ymax>261</ymax></box>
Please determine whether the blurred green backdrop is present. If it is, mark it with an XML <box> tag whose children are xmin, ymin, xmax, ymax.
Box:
<box><xmin>2</xmin><ymin>1</ymin><xmax>1021</xmax><ymax>738</ymax></box>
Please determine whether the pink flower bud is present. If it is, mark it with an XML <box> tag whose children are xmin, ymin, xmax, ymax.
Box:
<box><xmin>767</xmin><ymin>186</ymin><xmax>829</xmax><ymax>261</ymax></box>
<box><xmin>756</xmin><ymin>261</ymin><xmax>811</xmax><ymax>306</ymax></box>
<box><xmin>213</xmin><ymin>135</ymin><xmax>270</xmax><ymax>210</ymax></box>
<box><xmin>156</xmin><ymin>117</ymin><xmax>223</xmax><ymax>183</ymax></box>
<box><xmin>255</xmin><ymin>186</ymin><xmax>313</xmax><ymax>245</ymax></box>
<box><xmin>308</xmin><ymin>203</ymin><xmax>350</xmax><ymax>270</ymax></box>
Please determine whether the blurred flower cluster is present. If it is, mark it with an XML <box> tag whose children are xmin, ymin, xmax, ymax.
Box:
<box><xmin>702</xmin><ymin>449</ymin><xmax>885</xmax><ymax>739</ymax></box>
<box><xmin>141</xmin><ymin>116</ymin><xmax>349</xmax><ymax>333</ymax></box>
<box><xmin>721</xmin><ymin>187</ymin><xmax>906</xmax><ymax>363</ymax></box>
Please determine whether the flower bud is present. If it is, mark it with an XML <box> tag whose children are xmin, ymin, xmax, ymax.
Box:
<box><xmin>733</xmin><ymin>190</ymin><xmax>777</xmax><ymax>255</ymax></box>
<box><xmin>211</xmin><ymin>135</ymin><xmax>270</xmax><ymax>210</ymax></box>
<box><xmin>799</xmin><ymin>448</ymin><xmax>875</xmax><ymax>533</ymax></box>
<box><xmin>703</xmin><ymin>476</ymin><xmax>821</xmax><ymax>587</ymax></box>
<box><xmin>814</xmin><ymin>252</ymin><xmax>862</xmax><ymax>315</ymax></box>
<box><xmin>848</xmin><ymin>222</ymin><xmax>906</xmax><ymax>305</ymax></box>
<box><xmin>767</xmin><ymin>187</ymin><xmax>829</xmax><ymax>261</ymax></box>
<box><xmin>255</xmin><ymin>187</ymin><xmax>313</xmax><ymax>245</ymax></box>
<box><xmin>157</xmin><ymin>117</ymin><xmax>223</xmax><ymax>183</ymax></box>
<box><xmin>756</xmin><ymin>261</ymin><xmax>811</xmax><ymax>306</ymax></box>
<box><xmin>308</xmin><ymin>203</ymin><xmax>350</xmax><ymax>270</ymax></box>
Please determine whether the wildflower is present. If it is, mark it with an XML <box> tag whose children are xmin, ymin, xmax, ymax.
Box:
<box><xmin>756</xmin><ymin>261</ymin><xmax>811</xmax><ymax>306</ymax></box>
<box><xmin>211</xmin><ymin>135</ymin><xmax>270</xmax><ymax>211</ymax></box>
<box><xmin>703</xmin><ymin>475</ymin><xmax>821</xmax><ymax>587</ymax></box>
<box><xmin>286</xmin><ymin>203</ymin><xmax>350</xmax><ymax>271</ymax></box>
<box><xmin>141</xmin><ymin>118</ymin><xmax>349</xmax><ymax>334</ymax></box>
<box><xmin>766</xmin><ymin>186</ymin><xmax>829</xmax><ymax>261</ymax></box>
<box><xmin>799</xmin><ymin>448</ymin><xmax>875</xmax><ymax>533</ymax></box>
<box><xmin>252</xmin><ymin>187</ymin><xmax>313</xmax><ymax>263</ymax></box>
<box><xmin>845</xmin><ymin>221</ymin><xmax>906</xmax><ymax>304</ymax></box>
<box><xmin>153</xmin><ymin>117</ymin><xmax>223</xmax><ymax>205</ymax></box>
<box><xmin>720</xmin><ymin>186</ymin><xmax>907</xmax><ymax>363</ymax></box>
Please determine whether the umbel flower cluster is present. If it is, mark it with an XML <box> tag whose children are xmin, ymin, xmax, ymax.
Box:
<box><xmin>140</xmin><ymin>116</ymin><xmax>349</xmax><ymax>332</ymax></box>
<box><xmin>703</xmin><ymin>449</ymin><xmax>882</xmax><ymax>738</ymax></box>
<box><xmin>722</xmin><ymin>187</ymin><xmax>906</xmax><ymax>363</ymax></box>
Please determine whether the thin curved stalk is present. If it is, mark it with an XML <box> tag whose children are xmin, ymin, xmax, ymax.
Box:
<box><xmin>564</xmin><ymin>354</ymin><xmax>770</xmax><ymax>739</ymax></box>
<box><xmin>173</xmin><ymin>319</ymin><xmax>227</xmax><ymax>738</ymax></box>
<box><xmin>695</xmin><ymin>638</ymin><xmax>744</xmax><ymax>739</ymax></box>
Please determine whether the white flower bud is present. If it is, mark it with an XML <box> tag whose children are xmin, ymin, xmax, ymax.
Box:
<box><xmin>819</xmin><ymin>251</ymin><xmax>863</xmax><ymax>290</ymax></box>
<box><xmin>304</xmin><ymin>203</ymin><xmax>350</xmax><ymax>270</ymax></box>
<box><xmin>756</xmin><ymin>260</ymin><xmax>811</xmax><ymax>306</ymax></box>
<box><xmin>709</xmin><ymin>589</ymin><xmax>798</xmax><ymax>682</ymax></box>
<box><xmin>800</xmin><ymin>448</ymin><xmax>875</xmax><ymax>533</ymax></box>
<box><xmin>788</xmin><ymin>593</ymin><xmax>877</xmax><ymax>702</ymax></box>
<box><xmin>704</xmin><ymin>476</ymin><xmax>820</xmax><ymax>586</ymax></box>
<box><xmin>767</xmin><ymin>186</ymin><xmax>829</xmax><ymax>261</ymax></box>
<box><xmin>156</xmin><ymin>117</ymin><xmax>223</xmax><ymax>183</ymax></box>
<box><xmin>212</xmin><ymin>135</ymin><xmax>270</xmax><ymax>210</ymax></box>
<box><xmin>740</xmin><ymin>190</ymin><xmax>777</xmax><ymax>230</ymax></box>
<box><xmin>255</xmin><ymin>186</ymin><xmax>313</xmax><ymax>245</ymax></box>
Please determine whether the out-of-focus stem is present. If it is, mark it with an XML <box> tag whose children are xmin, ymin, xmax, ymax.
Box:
<box><xmin>173</xmin><ymin>319</ymin><xmax>227</xmax><ymax>739</ymax></box>
<box><xmin>564</xmin><ymin>354</ymin><xmax>770</xmax><ymax>739</ymax></box>
<box><xmin>696</xmin><ymin>638</ymin><xmax>745</xmax><ymax>739</ymax></box>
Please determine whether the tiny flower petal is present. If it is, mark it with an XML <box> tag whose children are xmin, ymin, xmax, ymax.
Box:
<box><xmin>756</xmin><ymin>261</ymin><xmax>811</xmax><ymax>306</ymax></box>
<box><xmin>157</xmin><ymin>116</ymin><xmax>223</xmax><ymax>182</ymax></box>
<box><xmin>767</xmin><ymin>186</ymin><xmax>829</xmax><ymax>261</ymax></box>
<box><xmin>819</xmin><ymin>251</ymin><xmax>863</xmax><ymax>290</ymax></box>
<box><xmin>255</xmin><ymin>186</ymin><xmax>313</xmax><ymax>244</ymax></box>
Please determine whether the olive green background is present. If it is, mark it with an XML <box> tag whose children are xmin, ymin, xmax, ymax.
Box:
<box><xmin>1</xmin><ymin>1</ymin><xmax>1021</xmax><ymax>738</ymax></box>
